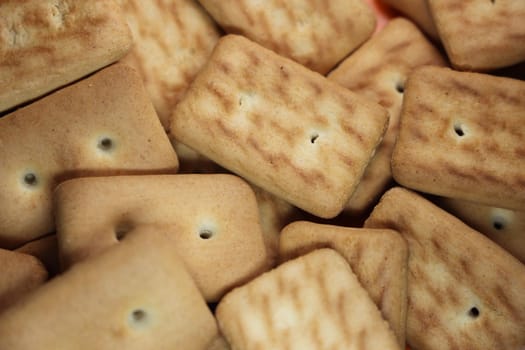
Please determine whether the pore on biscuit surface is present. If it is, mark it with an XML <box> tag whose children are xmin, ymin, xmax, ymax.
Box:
<box><xmin>170</xmin><ymin>34</ymin><xmax>389</xmax><ymax>219</ymax></box>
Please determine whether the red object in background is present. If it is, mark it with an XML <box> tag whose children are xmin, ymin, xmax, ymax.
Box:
<box><xmin>364</xmin><ymin>0</ymin><xmax>398</xmax><ymax>32</ymax></box>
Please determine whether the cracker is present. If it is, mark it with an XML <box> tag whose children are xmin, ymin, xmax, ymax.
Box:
<box><xmin>0</xmin><ymin>63</ymin><xmax>178</xmax><ymax>249</ymax></box>
<box><xmin>380</xmin><ymin>0</ymin><xmax>438</xmax><ymax>39</ymax></box>
<box><xmin>0</xmin><ymin>249</ymin><xmax>47</xmax><ymax>312</ymax></box>
<box><xmin>427</xmin><ymin>0</ymin><xmax>525</xmax><ymax>71</ymax></box>
<box><xmin>437</xmin><ymin>197</ymin><xmax>525</xmax><ymax>264</ymax></box>
<box><xmin>365</xmin><ymin>187</ymin><xmax>525</xmax><ymax>350</ymax></box>
<box><xmin>170</xmin><ymin>34</ymin><xmax>389</xmax><ymax>219</ymax></box>
<box><xmin>279</xmin><ymin>221</ymin><xmax>408</xmax><ymax>346</ymax></box>
<box><xmin>392</xmin><ymin>66</ymin><xmax>525</xmax><ymax>210</ymax></box>
<box><xmin>54</xmin><ymin>174</ymin><xmax>268</xmax><ymax>302</ymax></box>
<box><xmin>198</xmin><ymin>0</ymin><xmax>375</xmax><ymax>74</ymax></box>
<box><xmin>328</xmin><ymin>18</ymin><xmax>445</xmax><ymax>214</ymax></box>
<box><xmin>216</xmin><ymin>248</ymin><xmax>401</xmax><ymax>349</ymax></box>
<box><xmin>0</xmin><ymin>0</ymin><xmax>132</xmax><ymax>113</ymax></box>
<box><xmin>117</xmin><ymin>0</ymin><xmax>220</xmax><ymax>128</ymax></box>
<box><xmin>0</xmin><ymin>226</ymin><xmax>219</xmax><ymax>350</ymax></box>
<box><xmin>15</xmin><ymin>235</ymin><xmax>60</xmax><ymax>277</ymax></box>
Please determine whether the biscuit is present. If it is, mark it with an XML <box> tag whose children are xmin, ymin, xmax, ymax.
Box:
<box><xmin>0</xmin><ymin>226</ymin><xmax>219</xmax><ymax>350</ymax></box>
<box><xmin>0</xmin><ymin>0</ymin><xmax>132</xmax><ymax>112</ymax></box>
<box><xmin>198</xmin><ymin>0</ymin><xmax>375</xmax><ymax>74</ymax></box>
<box><xmin>15</xmin><ymin>235</ymin><xmax>60</xmax><ymax>277</ymax></box>
<box><xmin>0</xmin><ymin>63</ymin><xmax>178</xmax><ymax>249</ymax></box>
<box><xmin>170</xmin><ymin>34</ymin><xmax>389</xmax><ymax>219</ymax></box>
<box><xmin>437</xmin><ymin>197</ymin><xmax>525</xmax><ymax>264</ymax></box>
<box><xmin>392</xmin><ymin>66</ymin><xmax>525</xmax><ymax>210</ymax></box>
<box><xmin>279</xmin><ymin>221</ymin><xmax>408</xmax><ymax>347</ymax></box>
<box><xmin>54</xmin><ymin>174</ymin><xmax>268</xmax><ymax>302</ymax></box>
<box><xmin>365</xmin><ymin>187</ymin><xmax>525</xmax><ymax>350</ymax></box>
<box><xmin>118</xmin><ymin>0</ymin><xmax>221</xmax><ymax>128</ymax></box>
<box><xmin>329</xmin><ymin>18</ymin><xmax>445</xmax><ymax>214</ymax></box>
<box><xmin>0</xmin><ymin>249</ymin><xmax>47</xmax><ymax>312</ymax></box>
<box><xmin>216</xmin><ymin>248</ymin><xmax>401</xmax><ymax>349</ymax></box>
<box><xmin>380</xmin><ymin>0</ymin><xmax>439</xmax><ymax>39</ymax></box>
<box><xmin>427</xmin><ymin>0</ymin><xmax>525</xmax><ymax>71</ymax></box>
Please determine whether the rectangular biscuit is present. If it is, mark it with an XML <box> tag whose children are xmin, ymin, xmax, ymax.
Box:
<box><xmin>392</xmin><ymin>66</ymin><xmax>525</xmax><ymax>210</ymax></box>
<box><xmin>279</xmin><ymin>221</ymin><xmax>408</xmax><ymax>347</ymax></box>
<box><xmin>0</xmin><ymin>227</ymin><xmax>219</xmax><ymax>350</ymax></box>
<box><xmin>170</xmin><ymin>34</ymin><xmax>389</xmax><ymax>219</ymax></box>
<box><xmin>54</xmin><ymin>174</ymin><xmax>268</xmax><ymax>301</ymax></box>
<box><xmin>216</xmin><ymin>248</ymin><xmax>401</xmax><ymax>349</ymax></box>
<box><xmin>117</xmin><ymin>0</ymin><xmax>220</xmax><ymax>127</ymax></box>
<box><xmin>328</xmin><ymin>18</ymin><xmax>445</xmax><ymax>214</ymax></box>
<box><xmin>365</xmin><ymin>187</ymin><xmax>525</xmax><ymax>350</ymax></box>
<box><xmin>428</xmin><ymin>0</ymin><xmax>525</xmax><ymax>71</ymax></box>
<box><xmin>197</xmin><ymin>0</ymin><xmax>376</xmax><ymax>74</ymax></box>
<box><xmin>0</xmin><ymin>63</ymin><xmax>178</xmax><ymax>249</ymax></box>
<box><xmin>0</xmin><ymin>0</ymin><xmax>132</xmax><ymax>112</ymax></box>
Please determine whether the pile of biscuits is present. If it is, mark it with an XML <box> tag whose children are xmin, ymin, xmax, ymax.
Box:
<box><xmin>0</xmin><ymin>0</ymin><xmax>524</xmax><ymax>349</ymax></box>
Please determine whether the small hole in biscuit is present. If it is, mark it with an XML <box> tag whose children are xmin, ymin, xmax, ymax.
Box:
<box><xmin>98</xmin><ymin>137</ymin><xmax>113</xmax><ymax>151</ymax></box>
<box><xmin>199</xmin><ymin>229</ymin><xmax>214</xmax><ymax>239</ymax></box>
<box><xmin>454</xmin><ymin>124</ymin><xmax>465</xmax><ymax>137</ymax></box>
<box><xmin>468</xmin><ymin>307</ymin><xmax>480</xmax><ymax>318</ymax></box>
<box><xmin>115</xmin><ymin>223</ymin><xmax>133</xmax><ymax>241</ymax></box>
<box><xmin>310</xmin><ymin>133</ymin><xmax>319</xmax><ymax>144</ymax></box>
<box><xmin>23</xmin><ymin>173</ymin><xmax>38</xmax><ymax>186</ymax></box>
<box><xmin>493</xmin><ymin>219</ymin><xmax>505</xmax><ymax>230</ymax></box>
<box><xmin>395</xmin><ymin>81</ymin><xmax>405</xmax><ymax>94</ymax></box>
<box><xmin>128</xmin><ymin>308</ymin><xmax>149</xmax><ymax>328</ymax></box>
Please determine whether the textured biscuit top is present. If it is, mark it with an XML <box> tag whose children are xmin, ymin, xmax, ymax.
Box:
<box><xmin>118</xmin><ymin>0</ymin><xmax>220</xmax><ymax>127</ymax></box>
<box><xmin>365</xmin><ymin>187</ymin><xmax>525</xmax><ymax>350</ymax></box>
<box><xmin>198</xmin><ymin>0</ymin><xmax>375</xmax><ymax>74</ymax></box>
<box><xmin>428</xmin><ymin>0</ymin><xmax>525</xmax><ymax>71</ymax></box>
<box><xmin>170</xmin><ymin>35</ymin><xmax>389</xmax><ymax>218</ymax></box>
<box><xmin>0</xmin><ymin>0</ymin><xmax>132</xmax><ymax>112</ymax></box>
<box><xmin>392</xmin><ymin>66</ymin><xmax>525</xmax><ymax>211</ymax></box>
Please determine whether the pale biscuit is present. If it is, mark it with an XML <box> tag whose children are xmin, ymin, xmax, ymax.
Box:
<box><xmin>216</xmin><ymin>248</ymin><xmax>401</xmax><ymax>349</ymax></box>
<box><xmin>380</xmin><ymin>0</ymin><xmax>439</xmax><ymax>39</ymax></box>
<box><xmin>0</xmin><ymin>63</ymin><xmax>178</xmax><ymax>249</ymax></box>
<box><xmin>329</xmin><ymin>18</ymin><xmax>445</xmax><ymax>214</ymax></box>
<box><xmin>437</xmin><ymin>196</ymin><xmax>525</xmax><ymax>264</ymax></box>
<box><xmin>118</xmin><ymin>0</ymin><xmax>221</xmax><ymax>128</ymax></box>
<box><xmin>365</xmin><ymin>187</ymin><xmax>525</xmax><ymax>350</ymax></box>
<box><xmin>0</xmin><ymin>0</ymin><xmax>132</xmax><ymax>112</ymax></box>
<box><xmin>170</xmin><ymin>34</ymin><xmax>389</xmax><ymax>218</ymax></box>
<box><xmin>54</xmin><ymin>174</ymin><xmax>268</xmax><ymax>302</ymax></box>
<box><xmin>198</xmin><ymin>0</ymin><xmax>375</xmax><ymax>74</ymax></box>
<box><xmin>0</xmin><ymin>227</ymin><xmax>219</xmax><ymax>350</ymax></box>
<box><xmin>0</xmin><ymin>249</ymin><xmax>47</xmax><ymax>312</ymax></box>
<box><xmin>15</xmin><ymin>235</ymin><xmax>59</xmax><ymax>277</ymax></box>
<box><xmin>279</xmin><ymin>221</ymin><xmax>408</xmax><ymax>347</ymax></box>
<box><xmin>392</xmin><ymin>66</ymin><xmax>525</xmax><ymax>211</ymax></box>
<box><xmin>427</xmin><ymin>0</ymin><xmax>525</xmax><ymax>71</ymax></box>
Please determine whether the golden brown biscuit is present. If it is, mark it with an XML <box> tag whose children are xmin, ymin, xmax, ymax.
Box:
<box><xmin>198</xmin><ymin>0</ymin><xmax>375</xmax><ymax>74</ymax></box>
<box><xmin>0</xmin><ymin>226</ymin><xmax>219</xmax><ymax>350</ymax></box>
<box><xmin>428</xmin><ymin>0</ymin><xmax>525</xmax><ymax>71</ymax></box>
<box><xmin>279</xmin><ymin>221</ymin><xmax>408</xmax><ymax>346</ymax></box>
<box><xmin>216</xmin><ymin>248</ymin><xmax>401</xmax><ymax>349</ymax></box>
<box><xmin>118</xmin><ymin>0</ymin><xmax>221</xmax><ymax>128</ymax></box>
<box><xmin>365</xmin><ymin>187</ymin><xmax>525</xmax><ymax>350</ymax></box>
<box><xmin>0</xmin><ymin>0</ymin><xmax>132</xmax><ymax>112</ymax></box>
<box><xmin>170</xmin><ymin>34</ymin><xmax>389</xmax><ymax>219</ymax></box>
<box><xmin>329</xmin><ymin>18</ymin><xmax>445</xmax><ymax>215</ymax></box>
<box><xmin>0</xmin><ymin>64</ymin><xmax>178</xmax><ymax>249</ymax></box>
<box><xmin>392</xmin><ymin>66</ymin><xmax>525</xmax><ymax>210</ymax></box>
<box><xmin>0</xmin><ymin>249</ymin><xmax>47</xmax><ymax>312</ymax></box>
<box><xmin>55</xmin><ymin>174</ymin><xmax>268</xmax><ymax>302</ymax></box>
